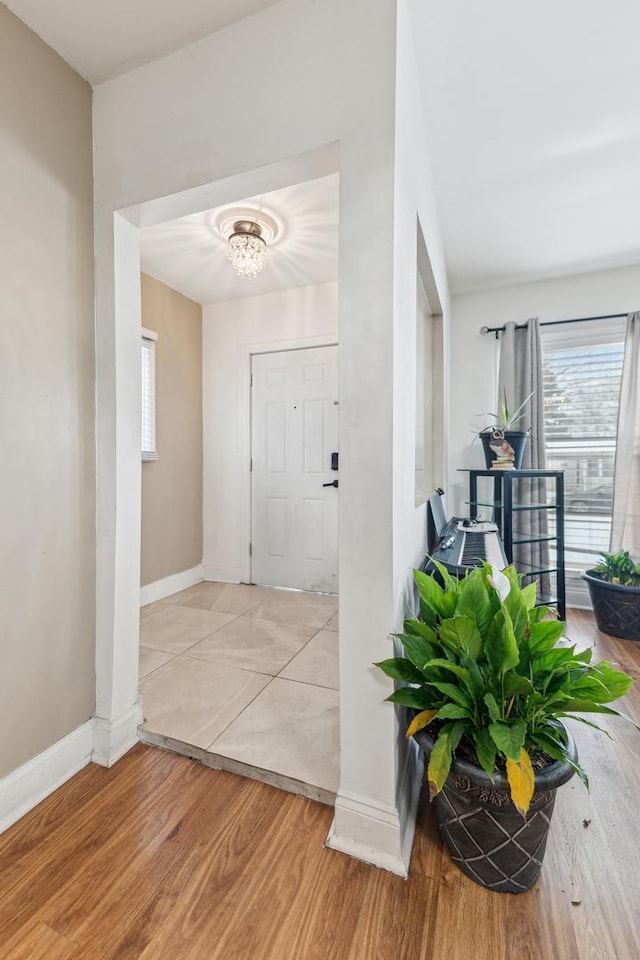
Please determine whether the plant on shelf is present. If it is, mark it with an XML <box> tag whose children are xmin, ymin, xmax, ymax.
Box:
<box><xmin>376</xmin><ymin>561</ymin><xmax>636</xmax><ymax>892</ymax></box>
<box><xmin>482</xmin><ymin>389</ymin><xmax>533</xmax><ymax>434</ymax></box>
<box><xmin>477</xmin><ymin>390</ymin><xmax>533</xmax><ymax>470</ymax></box>
<box><xmin>583</xmin><ymin>550</ymin><xmax>640</xmax><ymax>641</ymax></box>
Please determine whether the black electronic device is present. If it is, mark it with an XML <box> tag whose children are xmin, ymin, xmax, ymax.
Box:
<box><xmin>424</xmin><ymin>489</ymin><xmax>507</xmax><ymax>577</ymax></box>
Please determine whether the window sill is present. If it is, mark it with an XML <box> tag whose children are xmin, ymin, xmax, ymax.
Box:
<box><xmin>142</xmin><ymin>452</ymin><xmax>158</xmax><ymax>462</ymax></box>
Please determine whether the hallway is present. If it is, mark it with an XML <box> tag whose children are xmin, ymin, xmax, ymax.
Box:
<box><xmin>139</xmin><ymin>582</ymin><xmax>339</xmax><ymax>802</ymax></box>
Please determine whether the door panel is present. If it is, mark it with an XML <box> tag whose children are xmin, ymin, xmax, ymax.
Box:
<box><xmin>251</xmin><ymin>345</ymin><xmax>338</xmax><ymax>593</ymax></box>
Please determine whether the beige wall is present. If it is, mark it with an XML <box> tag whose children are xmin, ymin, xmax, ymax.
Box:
<box><xmin>0</xmin><ymin>7</ymin><xmax>95</xmax><ymax>777</ymax></box>
<box><xmin>141</xmin><ymin>274</ymin><xmax>203</xmax><ymax>586</ymax></box>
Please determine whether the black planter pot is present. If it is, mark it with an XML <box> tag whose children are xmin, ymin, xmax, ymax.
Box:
<box><xmin>582</xmin><ymin>570</ymin><xmax>640</xmax><ymax>641</ymax></box>
<box><xmin>414</xmin><ymin>727</ymin><xmax>577</xmax><ymax>893</ymax></box>
<box><xmin>480</xmin><ymin>429</ymin><xmax>529</xmax><ymax>470</ymax></box>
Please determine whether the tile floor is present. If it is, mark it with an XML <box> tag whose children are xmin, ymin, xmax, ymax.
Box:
<box><xmin>138</xmin><ymin>582</ymin><xmax>339</xmax><ymax>803</ymax></box>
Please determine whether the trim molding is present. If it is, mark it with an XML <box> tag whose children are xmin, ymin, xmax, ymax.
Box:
<box><xmin>326</xmin><ymin>736</ymin><xmax>424</xmax><ymax>876</ymax></box>
<box><xmin>0</xmin><ymin>721</ymin><xmax>94</xmax><ymax>836</ymax></box>
<box><xmin>202</xmin><ymin>564</ymin><xmax>242</xmax><ymax>585</ymax></box>
<box><xmin>92</xmin><ymin>696</ymin><xmax>143</xmax><ymax>768</ymax></box>
<box><xmin>140</xmin><ymin>564</ymin><xmax>203</xmax><ymax>606</ymax></box>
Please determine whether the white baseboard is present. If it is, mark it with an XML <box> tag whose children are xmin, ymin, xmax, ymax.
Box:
<box><xmin>326</xmin><ymin>792</ymin><xmax>409</xmax><ymax>877</ymax></box>
<box><xmin>140</xmin><ymin>564</ymin><xmax>203</xmax><ymax>606</ymax></box>
<box><xmin>92</xmin><ymin>696</ymin><xmax>143</xmax><ymax>768</ymax></box>
<box><xmin>0</xmin><ymin>721</ymin><xmax>94</xmax><ymax>835</ymax></box>
<box><xmin>326</xmin><ymin>735</ymin><xmax>424</xmax><ymax>876</ymax></box>
<box><xmin>202</xmin><ymin>564</ymin><xmax>243</xmax><ymax>584</ymax></box>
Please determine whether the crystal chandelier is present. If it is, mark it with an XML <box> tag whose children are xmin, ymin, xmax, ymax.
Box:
<box><xmin>227</xmin><ymin>220</ymin><xmax>267</xmax><ymax>279</ymax></box>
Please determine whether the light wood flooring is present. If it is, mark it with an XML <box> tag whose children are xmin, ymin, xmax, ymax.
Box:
<box><xmin>1</xmin><ymin>610</ymin><xmax>639</xmax><ymax>959</ymax></box>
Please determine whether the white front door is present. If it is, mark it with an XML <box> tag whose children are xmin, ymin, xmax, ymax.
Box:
<box><xmin>251</xmin><ymin>345</ymin><xmax>338</xmax><ymax>593</ymax></box>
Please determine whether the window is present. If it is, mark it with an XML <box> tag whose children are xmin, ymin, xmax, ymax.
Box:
<box><xmin>542</xmin><ymin>319</ymin><xmax>626</xmax><ymax>571</ymax></box>
<box><xmin>141</xmin><ymin>329</ymin><xmax>158</xmax><ymax>461</ymax></box>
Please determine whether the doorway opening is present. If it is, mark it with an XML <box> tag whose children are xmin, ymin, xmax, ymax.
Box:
<box><xmin>133</xmin><ymin>157</ymin><xmax>340</xmax><ymax>803</ymax></box>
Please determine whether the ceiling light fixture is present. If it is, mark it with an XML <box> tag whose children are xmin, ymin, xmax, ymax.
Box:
<box><xmin>227</xmin><ymin>220</ymin><xmax>267</xmax><ymax>279</ymax></box>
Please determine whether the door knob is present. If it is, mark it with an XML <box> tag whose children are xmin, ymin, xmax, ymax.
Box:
<box><xmin>322</xmin><ymin>479</ymin><xmax>339</xmax><ymax>488</ymax></box>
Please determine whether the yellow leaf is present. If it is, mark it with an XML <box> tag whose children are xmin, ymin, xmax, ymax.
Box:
<box><xmin>406</xmin><ymin>709</ymin><xmax>438</xmax><ymax>740</ymax></box>
<box><xmin>506</xmin><ymin>748</ymin><xmax>535</xmax><ymax>817</ymax></box>
<box><xmin>427</xmin><ymin>729</ymin><xmax>453</xmax><ymax>799</ymax></box>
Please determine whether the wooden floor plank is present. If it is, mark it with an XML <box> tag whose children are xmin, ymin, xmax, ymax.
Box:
<box><xmin>0</xmin><ymin>610</ymin><xmax>637</xmax><ymax>960</ymax></box>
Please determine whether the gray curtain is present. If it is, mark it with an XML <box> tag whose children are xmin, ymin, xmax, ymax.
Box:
<box><xmin>611</xmin><ymin>312</ymin><xmax>640</xmax><ymax>556</ymax></box>
<box><xmin>498</xmin><ymin>319</ymin><xmax>550</xmax><ymax>597</ymax></box>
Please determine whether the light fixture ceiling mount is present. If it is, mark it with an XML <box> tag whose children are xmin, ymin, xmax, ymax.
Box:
<box><xmin>215</xmin><ymin>206</ymin><xmax>280</xmax><ymax>280</ymax></box>
<box><xmin>227</xmin><ymin>220</ymin><xmax>267</xmax><ymax>279</ymax></box>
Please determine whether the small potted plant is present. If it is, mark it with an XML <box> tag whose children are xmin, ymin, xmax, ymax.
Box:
<box><xmin>477</xmin><ymin>390</ymin><xmax>532</xmax><ymax>470</ymax></box>
<box><xmin>583</xmin><ymin>550</ymin><xmax>640</xmax><ymax>641</ymax></box>
<box><xmin>376</xmin><ymin>561</ymin><xmax>635</xmax><ymax>893</ymax></box>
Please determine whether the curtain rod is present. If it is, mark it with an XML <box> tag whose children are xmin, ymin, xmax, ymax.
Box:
<box><xmin>480</xmin><ymin>312</ymin><xmax>629</xmax><ymax>340</ymax></box>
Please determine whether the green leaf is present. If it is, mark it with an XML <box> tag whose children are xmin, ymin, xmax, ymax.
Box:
<box><xmin>503</xmin><ymin>672</ymin><xmax>534</xmax><ymax>697</ymax></box>
<box><xmin>374</xmin><ymin>658</ymin><xmax>426</xmax><ymax>683</ymax></box>
<box><xmin>485</xmin><ymin>608</ymin><xmax>520</xmax><ymax>676</ymax></box>
<box><xmin>414</xmin><ymin>570</ymin><xmax>445</xmax><ymax>625</ymax></box>
<box><xmin>439</xmin><ymin>616</ymin><xmax>483</xmax><ymax>660</ymax></box>
<box><xmin>403</xmin><ymin>620</ymin><xmax>437</xmax><ymax>643</ymax></box>
<box><xmin>456</xmin><ymin>572</ymin><xmax>494</xmax><ymax>635</ymax></box>
<box><xmin>528</xmin><ymin>619</ymin><xmax>565</xmax><ymax>654</ymax></box>
<box><xmin>472</xmin><ymin>729</ymin><xmax>497</xmax><ymax>779</ymax></box>
<box><xmin>395</xmin><ymin>631</ymin><xmax>437</xmax><ymax>672</ymax></box>
<box><xmin>448</xmin><ymin>721</ymin><xmax>466</xmax><ymax>751</ymax></box>
<box><xmin>460</xmin><ymin>653</ymin><xmax>484</xmax><ymax>699</ymax></box>
<box><xmin>560</xmin><ymin>699</ymin><xmax>623</xmax><ymax>716</ymax></box>
<box><xmin>484</xmin><ymin>692</ymin><xmax>502</xmax><ymax>721</ymax></box>
<box><xmin>427</xmin><ymin>728</ymin><xmax>453</xmax><ymax>799</ymax></box>
<box><xmin>427</xmin><ymin>557</ymin><xmax>458</xmax><ymax>591</ymax></box>
<box><xmin>503</xmin><ymin>568</ymin><xmax>529</xmax><ymax>644</ymax></box>
<box><xmin>590</xmin><ymin>662</ymin><xmax>634</xmax><ymax>702</ymax></box>
<box><xmin>386</xmin><ymin>688</ymin><xmax>435</xmax><ymax>709</ymax></box>
<box><xmin>521</xmin><ymin>581</ymin><xmax>537</xmax><ymax>610</ymax></box>
<box><xmin>436</xmin><ymin>703</ymin><xmax>471</xmax><ymax>720</ymax></box>
<box><xmin>425</xmin><ymin>681</ymin><xmax>471</xmax><ymax>709</ymax></box>
<box><xmin>488</xmin><ymin>719</ymin><xmax>526</xmax><ymax>761</ymax></box>
<box><xmin>533</xmin><ymin>646</ymin><xmax>579</xmax><ymax>673</ymax></box>
<box><xmin>424</xmin><ymin>659</ymin><xmax>470</xmax><ymax>684</ymax></box>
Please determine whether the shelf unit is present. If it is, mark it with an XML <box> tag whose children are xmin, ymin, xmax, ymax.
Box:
<box><xmin>460</xmin><ymin>469</ymin><xmax>566</xmax><ymax>619</ymax></box>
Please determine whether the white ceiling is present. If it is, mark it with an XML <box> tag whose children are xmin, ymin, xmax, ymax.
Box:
<box><xmin>6</xmin><ymin>0</ymin><xmax>640</xmax><ymax>293</ymax></box>
<box><xmin>412</xmin><ymin>0</ymin><xmax>640</xmax><ymax>292</ymax></box>
<box><xmin>139</xmin><ymin>175</ymin><xmax>339</xmax><ymax>305</ymax></box>
<box><xmin>3</xmin><ymin>0</ymin><xmax>281</xmax><ymax>83</ymax></box>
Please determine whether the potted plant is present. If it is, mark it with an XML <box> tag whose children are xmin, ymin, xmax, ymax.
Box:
<box><xmin>477</xmin><ymin>390</ymin><xmax>532</xmax><ymax>470</ymax></box>
<box><xmin>376</xmin><ymin>561</ymin><xmax>635</xmax><ymax>893</ymax></box>
<box><xmin>583</xmin><ymin>550</ymin><xmax>640</xmax><ymax>641</ymax></box>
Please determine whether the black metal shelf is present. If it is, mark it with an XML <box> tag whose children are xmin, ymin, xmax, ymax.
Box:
<box><xmin>461</xmin><ymin>469</ymin><xmax>566</xmax><ymax>619</ymax></box>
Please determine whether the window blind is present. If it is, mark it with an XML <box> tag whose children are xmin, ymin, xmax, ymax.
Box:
<box><xmin>542</xmin><ymin>320</ymin><xmax>625</xmax><ymax>568</ymax></box>
<box><xmin>141</xmin><ymin>335</ymin><xmax>157</xmax><ymax>460</ymax></box>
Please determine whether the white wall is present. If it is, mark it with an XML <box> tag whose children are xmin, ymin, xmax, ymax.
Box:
<box><xmin>448</xmin><ymin>263</ymin><xmax>640</xmax><ymax>518</ymax></box>
<box><xmin>93</xmin><ymin>0</ymin><xmax>437</xmax><ymax>872</ymax></box>
<box><xmin>203</xmin><ymin>282</ymin><xmax>338</xmax><ymax>582</ymax></box>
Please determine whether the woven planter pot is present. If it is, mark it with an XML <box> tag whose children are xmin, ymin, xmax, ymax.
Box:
<box><xmin>414</xmin><ymin>727</ymin><xmax>577</xmax><ymax>893</ymax></box>
<box><xmin>582</xmin><ymin>570</ymin><xmax>640</xmax><ymax>641</ymax></box>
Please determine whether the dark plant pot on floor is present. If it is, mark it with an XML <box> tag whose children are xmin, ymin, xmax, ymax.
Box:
<box><xmin>480</xmin><ymin>430</ymin><xmax>529</xmax><ymax>470</ymax></box>
<box><xmin>582</xmin><ymin>570</ymin><xmax>640</xmax><ymax>641</ymax></box>
<box><xmin>414</xmin><ymin>727</ymin><xmax>577</xmax><ymax>893</ymax></box>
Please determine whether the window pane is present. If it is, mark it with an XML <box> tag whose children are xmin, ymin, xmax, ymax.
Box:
<box><xmin>543</xmin><ymin>330</ymin><xmax>624</xmax><ymax>569</ymax></box>
<box><xmin>141</xmin><ymin>336</ymin><xmax>156</xmax><ymax>458</ymax></box>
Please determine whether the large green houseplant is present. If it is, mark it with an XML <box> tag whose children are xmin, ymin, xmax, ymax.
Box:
<box><xmin>583</xmin><ymin>549</ymin><xmax>640</xmax><ymax>641</ymax></box>
<box><xmin>376</xmin><ymin>562</ymin><xmax>635</xmax><ymax>892</ymax></box>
